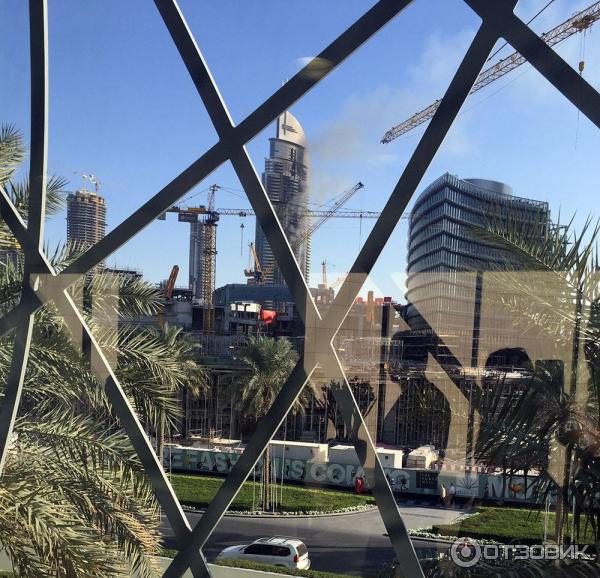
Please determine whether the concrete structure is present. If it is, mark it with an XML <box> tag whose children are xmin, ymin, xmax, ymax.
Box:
<box><xmin>104</xmin><ymin>266</ymin><xmax>142</xmax><ymax>279</ymax></box>
<box><xmin>189</xmin><ymin>216</ymin><xmax>217</xmax><ymax>302</ymax></box>
<box><xmin>212</xmin><ymin>283</ymin><xmax>300</xmax><ymax>338</ymax></box>
<box><xmin>255</xmin><ymin>111</ymin><xmax>310</xmax><ymax>284</ymax></box>
<box><xmin>406</xmin><ymin>446</ymin><xmax>439</xmax><ymax>469</ymax></box>
<box><xmin>328</xmin><ymin>445</ymin><xmax>403</xmax><ymax>468</ymax></box>
<box><xmin>214</xmin><ymin>283</ymin><xmax>292</xmax><ymax>310</ymax></box>
<box><xmin>269</xmin><ymin>440</ymin><xmax>329</xmax><ymax>462</ymax></box>
<box><xmin>225</xmin><ymin>301</ymin><xmax>262</xmax><ymax>336</ymax></box>
<box><xmin>175</xmin><ymin>296</ymin><xmax>399</xmax><ymax>444</ymax></box>
<box><xmin>66</xmin><ymin>188</ymin><xmax>107</xmax><ymax>247</ymax></box>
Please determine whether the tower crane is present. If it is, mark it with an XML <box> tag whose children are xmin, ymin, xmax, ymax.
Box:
<box><xmin>243</xmin><ymin>182</ymin><xmax>365</xmax><ymax>282</ymax></box>
<box><xmin>245</xmin><ymin>242</ymin><xmax>263</xmax><ymax>278</ymax></box>
<box><xmin>157</xmin><ymin>265</ymin><xmax>180</xmax><ymax>330</ymax></box>
<box><xmin>381</xmin><ymin>1</ymin><xmax>600</xmax><ymax>143</ymax></box>
<box><xmin>74</xmin><ymin>171</ymin><xmax>101</xmax><ymax>193</ymax></box>
<box><xmin>157</xmin><ymin>182</ymin><xmax>376</xmax><ymax>329</ymax></box>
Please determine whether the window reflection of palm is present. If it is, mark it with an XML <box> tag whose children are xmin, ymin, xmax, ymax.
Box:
<box><xmin>391</xmin><ymin>319</ymin><xmax>543</xmax><ymax>475</ymax></box>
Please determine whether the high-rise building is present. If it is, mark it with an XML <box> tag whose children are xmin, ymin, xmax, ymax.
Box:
<box><xmin>405</xmin><ymin>173</ymin><xmax>550</xmax><ymax>334</ymax></box>
<box><xmin>255</xmin><ymin>111</ymin><xmax>310</xmax><ymax>285</ymax></box>
<box><xmin>67</xmin><ymin>188</ymin><xmax>107</xmax><ymax>247</ymax></box>
<box><xmin>384</xmin><ymin>174</ymin><xmax>551</xmax><ymax>451</ymax></box>
<box><xmin>189</xmin><ymin>214</ymin><xmax>217</xmax><ymax>303</ymax></box>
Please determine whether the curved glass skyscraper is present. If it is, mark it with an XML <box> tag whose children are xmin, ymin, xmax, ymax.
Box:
<box><xmin>405</xmin><ymin>173</ymin><xmax>550</xmax><ymax>332</ymax></box>
<box><xmin>255</xmin><ymin>111</ymin><xmax>311</xmax><ymax>285</ymax></box>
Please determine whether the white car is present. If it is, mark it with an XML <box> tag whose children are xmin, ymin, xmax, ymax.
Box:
<box><xmin>217</xmin><ymin>536</ymin><xmax>310</xmax><ymax>570</ymax></box>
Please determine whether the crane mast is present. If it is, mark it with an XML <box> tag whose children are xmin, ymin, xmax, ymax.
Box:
<box><xmin>198</xmin><ymin>184</ymin><xmax>219</xmax><ymax>333</ymax></box>
<box><xmin>381</xmin><ymin>1</ymin><xmax>600</xmax><ymax>143</ymax></box>
<box><xmin>158</xmin><ymin>182</ymin><xmax>377</xmax><ymax>328</ymax></box>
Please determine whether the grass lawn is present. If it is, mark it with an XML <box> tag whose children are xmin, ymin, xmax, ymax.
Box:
<box><xmin>433</xmin><ymin>506</ymin><xmax>596</xmax><ymax>544</ymax></box>
<box><xmin>170</xmin><ymin>474</ymin><xmax>375</xmax><ymax>513</ymax></box>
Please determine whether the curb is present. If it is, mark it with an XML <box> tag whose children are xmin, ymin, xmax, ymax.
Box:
<box><xmin>181</xmin><ymin>505</ymin><xmax>378</xmax><ymax>519</ymax></box>
<box><xmin>410</xmin><ymin>535</ymin><xmax>457</xmax><ymax>545</ymax></box>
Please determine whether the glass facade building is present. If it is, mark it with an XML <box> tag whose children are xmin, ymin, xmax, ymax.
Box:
<box><xmin>405</xmin><ymin>173</ymin><xmax>550</xmax><ymax>332</ymax></box>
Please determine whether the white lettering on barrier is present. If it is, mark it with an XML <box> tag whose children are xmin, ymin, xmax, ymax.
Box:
<box><xmin>163</xmin><ymin>448</ymin><xmax>542</xmax><ymax>502</ymax></box>
<box><xmin>327</xmin><ymin>463</ymin><xmax>346</xmax><ymax>484</ymax></box>
<box><xmin>214</xmin><ymin>453</ymin><xmax>228</xmax><ymax>472</ymax></box>
<box><xmin>310</xmin><ymin>463</ymin><xmax>328</xmax><ymax>482</ymax></box>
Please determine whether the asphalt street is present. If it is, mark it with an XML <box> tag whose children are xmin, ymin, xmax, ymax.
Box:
<box><xmin>159</xmin><ymin>503</ymin><xmax>465</xmax><ymax>575</ymax></box>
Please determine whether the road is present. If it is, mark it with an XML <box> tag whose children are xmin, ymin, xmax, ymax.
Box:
<box><xmin>160</xmin><ymin>503</ymin><xmax>465</xmax><ymax>575</ymax></box>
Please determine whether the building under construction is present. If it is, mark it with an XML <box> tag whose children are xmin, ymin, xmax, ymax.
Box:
<box><xmin>255</xmin><ymin>111</ymin><xmax>311</xmax><ymax>284</ymax></box>
<box><xmin>188</xmin><ymin>186</ymin><xmax>219</xmax><ymax>303</ymax></box>
<box><xmin>178</xmin><ymin>174</ymin><xmax>556</xmax><ymax>463</ymax></box>
<box><xmin>66</xmin><ymin>187</ymin><xmax>106</xmax><ymax>247</ymax></box>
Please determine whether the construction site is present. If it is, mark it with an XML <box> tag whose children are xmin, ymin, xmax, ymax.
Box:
<box><xmin>149</xmin><ymin>108</ymin><xmax>395</xmax><ymax>445</ymax></box>
<box><xmin>141</xmin><ymin>1</ymin><xmax>600</xmax><ymax>451</ymax></box>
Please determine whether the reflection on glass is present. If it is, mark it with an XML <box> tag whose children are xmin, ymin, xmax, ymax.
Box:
<box><xmin>3</xmin><ymin>1</ymin><xmax>600</xmax><ymax>576</ymax></box>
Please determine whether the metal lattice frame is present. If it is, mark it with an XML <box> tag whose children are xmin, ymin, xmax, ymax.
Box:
<box><xmin>1</xmin><ymin>0</ymin><xmax>600</xmax><ymax>576</ymax></box>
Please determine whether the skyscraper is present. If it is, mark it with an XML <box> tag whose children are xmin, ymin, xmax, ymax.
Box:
<box><xmin>405</xmin><ymin>173</ymin><xmax>550</xmax><ymax>334</ymax></box>
<box><xmin>255</xmin><ymin>111</ymin><xmax>310</xmax><ymax>285</ymax></box>
<box><xmin>384</xmin><ymin>174</ymin><xmax>552</xmax><ymax>450</ymax></box>
<box><xmin>67</xmin><ymin>188</ymin><xmax>107</xmax><ymax>247</ymax></box>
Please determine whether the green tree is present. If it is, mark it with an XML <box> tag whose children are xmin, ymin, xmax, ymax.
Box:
<box><xmin>0</xmin><ymin>125</ymin><xmax>208</xmax><ymax>577</ymax></box>
<box><xmin>112</xmin><ymin>322</ymin><xmax>209</xmax><ymax>461</ymax></box>
<box><xmin>230</xmin><ymin>335</ymin><xmax>302</xmax><ymax>511</ymax></box>
<box><xmin>474</xmin><ymin>209</ymin><xmax>600</xmax><ymax>545</ymax></box>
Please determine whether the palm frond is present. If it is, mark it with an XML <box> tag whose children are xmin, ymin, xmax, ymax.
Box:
<box><xmin>6</xmin><ymin>174</ymin><xmax>67</xmax><ymax>218</ymax></box>
<box><xmin>232</xmin><ymin>336</ymin><xmax>301</xmax><ymax>421</ymax></box>
<box><xmin>0</xmin><ymin>125</ymin><xmax>24</xmax><ymax>186</ymax></box>
<box><xmin>0</xmin><ymin>125</ymin><xmax>207</xmax><ymax>577</ymax></box>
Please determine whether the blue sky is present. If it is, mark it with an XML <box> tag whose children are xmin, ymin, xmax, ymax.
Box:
<box><xmin>1</xmin><ymin>0</ymin><xmax>599</xmax><ymax>301</ymax></box>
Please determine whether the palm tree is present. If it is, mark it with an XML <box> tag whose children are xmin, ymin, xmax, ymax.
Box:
<box><xmin>474</xmin><ymin>209</ymin><xmax>600</xmax><ymax>545</ymax></box>
<box><xmin>0</xmin><ymin>125</ymin><xmax>208</xmax><ymax>577</ymax></box>
<box><xmin>230</xmin><ymin>335</ymin><xmax>301</xmax><ymax>511</ymax></box>
<box><xmin>111</xmin><ymin>322</ymin><xmax>209</xmax><ymax>461</ymax></box>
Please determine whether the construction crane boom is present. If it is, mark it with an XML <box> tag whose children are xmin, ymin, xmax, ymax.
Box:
<box><xmin>214</xmin><ymin>207</ymin><xmax>380</xmax><ymax>218</ymax></box>
<box><xmin>286</xmin><ymin>182</ymin><xmax>364</xmax><ymax>252</ymax></box>
<box><xmin>164</xmin><ymin>265</ymin><xmax>179</xmax><ymax>299</ymax></box>
<box><xmin>158</xmin><ymin>182</ymin><xmax>384</xmax><ymax>296</ymax></box>
<box><xmin>158</xmin><ymin>264</ymin><xmax>180</xmax><ymax>330</ymax></box>
<box><xmin>381</xmin><ymin>1</ymin><xmax>600</xmax><ymax>143</ymax></box>
<box><xmin>248</xmin><ymin>182</ymin><xmax>365</xmax><ymax>281</ymax></box>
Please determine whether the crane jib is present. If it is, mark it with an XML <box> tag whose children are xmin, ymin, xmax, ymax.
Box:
<box><xmin>381</xmin><ymin>1</ymin><xmax>600</xmax><ymax>143</ymax></box>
